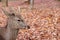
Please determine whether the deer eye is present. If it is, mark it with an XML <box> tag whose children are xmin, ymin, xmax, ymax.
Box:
<box><xmin>17</xmin><ymin>20</ymin><xmax>24</xmax><ymax>22</ymax></box>
<box><xmin>18</xmin><ymin>20</ymin><xmax>20</xmax><ymax>21</ymax></box>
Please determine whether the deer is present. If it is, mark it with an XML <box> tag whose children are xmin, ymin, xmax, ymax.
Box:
<box><xmin>0</xmin><ymin>7</ymin><xmax>30</xmax><ymax>40</ymax></box>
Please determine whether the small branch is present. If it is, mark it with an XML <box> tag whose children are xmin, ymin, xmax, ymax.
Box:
<box><xmin>1</xmin><ymin>0</ymin><xmax>8</xmax><ymax>7</ymax></box>
<box><xmin>30</xmin><ymin>0</ymin><xmax>34</xmax><ymax>9</ymax></box>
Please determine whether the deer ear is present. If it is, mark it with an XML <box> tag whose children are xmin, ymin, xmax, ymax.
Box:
<box><xmin>11</xmin><ymin>13</ymin><xmax>15</xmax><ymax>16</ymax></box>
<box><xmin>2</xmin><ymin>8</ymin><xmax>10</xmax><ymax>16</ymax></box>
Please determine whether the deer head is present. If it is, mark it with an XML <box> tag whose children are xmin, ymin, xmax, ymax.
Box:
<box><xmin>2</xmin><ymin>7</ymin><xmax>30</xmax><ymax>29</ymax></box>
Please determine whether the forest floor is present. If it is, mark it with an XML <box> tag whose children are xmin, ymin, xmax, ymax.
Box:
<box><xmin>0</xmin><ymin>0</ymin><xmax>60</xmax><ymax>40</ymax></box>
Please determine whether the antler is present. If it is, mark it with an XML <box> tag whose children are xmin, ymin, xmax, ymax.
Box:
<box><xmin>2</xmin><ymin>7</ymin><xmax>10</xmax><ymax>16</ymax></box>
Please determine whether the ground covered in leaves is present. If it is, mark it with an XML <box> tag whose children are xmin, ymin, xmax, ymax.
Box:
<box><xmin>16</xmin><ymin>7</ymin><xmax>60</xmax><ymax>40</ymax></box>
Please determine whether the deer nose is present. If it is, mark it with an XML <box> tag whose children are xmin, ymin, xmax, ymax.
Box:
<box><xmin>26</xmin><ymin>25</ymin><xmax>30</xmax><ymax>29</ymax></box>
<box><xmin>20</xmin><ymin>25</ymin><xmax>30</xmax><ymax>29</ymax></box>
